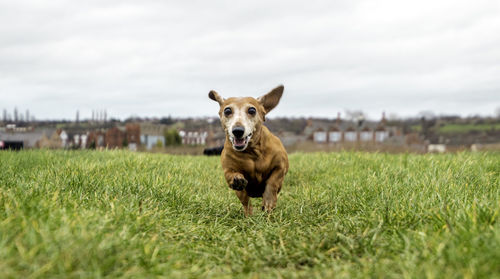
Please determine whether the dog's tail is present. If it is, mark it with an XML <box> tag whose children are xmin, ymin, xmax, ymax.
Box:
<box><xmin>203</xmin><ymin>145</ymin><xmax>224</xmax><ymax>156</ymax></box>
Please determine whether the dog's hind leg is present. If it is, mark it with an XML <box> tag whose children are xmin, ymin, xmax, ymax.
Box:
<box><xmin>235</xmin><ymin>190</ymin><xmax>252</xmax><ymax>216</ymax></box>
<box><xmin>262</xmin><ymin>167</ymin><xmax>286</xmax><ymax>212</ymax></box>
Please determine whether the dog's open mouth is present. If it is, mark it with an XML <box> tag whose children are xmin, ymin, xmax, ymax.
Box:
<box><xmin>231</xmin><ymin>134</ymin><xmax>252</xmax><ymax>151</ymax></box>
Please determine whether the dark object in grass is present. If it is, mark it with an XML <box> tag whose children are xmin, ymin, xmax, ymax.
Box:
<box><xmin>0</xmin><ymin>141</ymin><xmax>23</xmax><ymax>150</ymax></box>
<box><xmin>203</xmin><ymin>146</ymin><xmax>224</xmax><ymax>156</ymax></box>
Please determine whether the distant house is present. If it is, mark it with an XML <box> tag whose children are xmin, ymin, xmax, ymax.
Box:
<box><xmin>142</xmin><ymin>134</ymin><xmax>165</xmax><ymax>149</ymax></box>
<box><xmin>105</xmin><ymin>127</ymin><xmax>125</xmax><ymax>148</ymax></box>
<box><xmin>0</xmin><ymin>125</ymin><xmax>56</xmax><ymax>148</ymax></box>
<box><xmin>62</xmin><ymin>130</ymin><xmax>90</xmax><ymax>149</ymax></box>
<box><xmin>308</xmin><ymin>113</ymin><xmax>400</xmax><ymax>145</ymax></box>
<box><xmin>375</xmin><ymin>127</ymin><xmax>389</xmax><ymax>142</ymax></box>
<box><xmin>140</xmin><ymin>123</ymin><xmax>167</xmax><ymax>150</ymax></box>
<box><xmin>180</xmin><ymin>130</ymin><xmax>208</xmax><ymax>145</ymax></box>
<box><xmin>125</xmin><ymin>123</ymin><xmax>140</xmax><ymax>151</ymax></box>
<box><xmin>87</xmin><ymin>130</ymin><xmax>106</xmax><ymax>148</ymax></box>
<box><xmin>360</xmin><ymin>127</ymin><xmax>373</xmax><ymax>142</ymax></box>
<box><xmin>1</xmin><ymin>123</ymin><xmax>140</xmax><ymax>151</ymax></box>
<box><xmin>313</xmin><ymin>128</ymin><xmax>327</xmax><ymax>143</ymax></box>
<box><xmin>94</xmin><ymin>124</ymin><xmax>142</xmax><ymax>150</ymax></box>
<box><xmin>328</xmin><ymin>127</ymin><xmax>342</xmax><ymax>143</ymax></box>
<box><xmin>344</xmin><ymin>127</ymin><xmax>357</xmax><ymax>142</ymax></box>
<box><xmin>37</xmin><ymin>131</ymin><xmax>63</xmax><ymax>149</ymax></box>
<box><xmin>277</xmin><ymin>131</ymin><xmax>306</xmax><ymax>146</ymax></box>
<box><xmin>60</xmin><ymin>131</ymin><xmax>68</xmax><ymax>147</ymax></box>
<box><xmin>205</xmin><ymin>129</ymin><xmax>225</xmax><ymax>147</ymax></box>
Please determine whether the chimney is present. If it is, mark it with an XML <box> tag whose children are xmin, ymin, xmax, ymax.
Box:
<box><xmin>14</xmin><ymin>107</ymin><xmax>18</xmax><ymax>122</ymax></box>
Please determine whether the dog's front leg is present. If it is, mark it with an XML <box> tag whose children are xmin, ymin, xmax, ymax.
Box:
<box><xmin>224</xmin><ymin>170</ymin><xmax>251</xmax><ymax>216</ymax></box>
<box><xmin>262</xmin><ymin>167</ymin><xmax>286</xmax><ymax>212</ymax></box>
<box><xmin>235</xmin><ymin>190</ymin><xmax>253</xmax><ymax>216</ymax></box>
<box><xmin>224</xmin><ymin>170</ymin><xmax>248</xmax><ymax>191</ymax></box>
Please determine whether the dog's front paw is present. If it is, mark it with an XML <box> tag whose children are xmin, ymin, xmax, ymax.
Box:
<box><xmin>230</xmin><ymin>175</ymin><xmax>247</xmax><ymax>191</ymax></box>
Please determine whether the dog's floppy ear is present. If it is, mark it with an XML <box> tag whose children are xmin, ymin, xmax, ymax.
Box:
<box><xmin>257</xmin><ymin>85</ymin><xmax>284</xmax><ymax>114</ymax></box>
<box><xmin>208</xmin><ymin>90</ymin><xmax>224</xmax><ymax>105</ymax></box>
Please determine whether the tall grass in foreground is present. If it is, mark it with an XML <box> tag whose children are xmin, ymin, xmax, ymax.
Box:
<box><xmin>0</xmin><ymin>150</ymin><xmax>499</xmax><ymax>278</ymax></box>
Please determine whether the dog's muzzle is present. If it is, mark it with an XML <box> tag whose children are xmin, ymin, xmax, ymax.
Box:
<box><xmin>230</xmin><ymin>127</ymin><xmax>252</xmax><ymax>151</ymax></box>
<box><xmin>232</xmin><ymin>134</ymin><xmax>252</xmax><ymax>151</ymax></box>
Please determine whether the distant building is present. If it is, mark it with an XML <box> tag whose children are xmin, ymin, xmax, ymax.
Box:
<box><xmin>105</xmin><ymin>127</ymin><xmax>125</xmax><ymax>149</ymax></box>
<box><xmin>180</xmin><ymin>130</ymin><xmax>208</xmax><ymax>145</ymax></box>
<box><xmin>37</xmin><ymin>131</ymin><xmax>63</xmax><ymax>149</ymax></box>
<box><xmin>375</xmin><ymin>128</ymin><xmax>389</xmax><ymax>142</ymax></box>
<box><xmin>125</xmin><ymin>123</ymin><xmax>140</xmax><ymax>151</ymax></box>
<box><xmin>61</xmin><ymin>130</ymin><xmax>90</xmax><ymax>149</ymax></box>
<box><xmin>87</xmin><ymin>130</ymin><xmax>106</xmax><ymax>148</ymax></box>
<box><xmin>0</xmin><ymin>125</ymin><xmax>55</xmax><ymax>148</ymax></box>
<box><xmin>56</xmin><ymin>124</ymin><xmax>141</xmax><ymax>150</ymax></box>
<box><xmin>342</xmin><ymin>127</ymin><xmax>355</xmax><ymax>142</ymax></box>
<box><xmin>307</xmin><ymin>113</ymin><xmax>400</xmax><ymax>145</ymax></box>
<box><xmin>328</xmin><ymin>127</ymin><xmax>342</xmax><ymax>143</ymax></box>
<box><xmin>277</xmin><ymin>131</ymin><xmax>306</xmax><ymax>146</ymax></box>
<box><xmin>360</xmin><ymin>127</ymin><xmax>372</xmax><ymax>142</ymax></box>
<box><xmin>313</xmin><ymin>128</ymin><xmax>327</xmax><ymax>143</ymax></box>
<box><xmin>205</xmin><ymin>129</ymin><xmax>225</xmax><ymax>147</ymax></box>
<box><xmin>140</xmin><ymin>123</ymin><xmax>167</xmax><ymax>150</ymax></box>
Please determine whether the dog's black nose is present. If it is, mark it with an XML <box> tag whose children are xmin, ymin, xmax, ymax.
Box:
<box><xmin>232</xmin><ymin>127</ymin><xmax>245</xmax><ymax>138</ymax></box>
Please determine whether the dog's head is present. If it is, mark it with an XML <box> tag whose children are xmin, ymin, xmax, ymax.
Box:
<box><xmin>208</xmin><ymin>85</ymin><xmax>284</xmax><ymax>151</ymax></box>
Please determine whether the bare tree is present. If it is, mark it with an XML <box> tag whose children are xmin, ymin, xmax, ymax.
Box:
<box><xmin>344</xmin><ymin>110</ymin><xmax>365</xmax><ymax>127</ymax></box>
<box><xmin>344</xmin><ymin>110</ymin><xmax>365</xmax><ymax>121</ymax></box>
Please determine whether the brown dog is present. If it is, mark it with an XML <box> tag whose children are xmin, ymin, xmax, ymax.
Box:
<box><xmin>208</xmin><ymin>85</ymin><xmax>289</xmax><ymax>216</ymax></box>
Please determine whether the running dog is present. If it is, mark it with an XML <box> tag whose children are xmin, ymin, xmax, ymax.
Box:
<box><xmin>208</xmin><ymin>85</ymin><xmax>289</xmax><ymax>216</ymax></box>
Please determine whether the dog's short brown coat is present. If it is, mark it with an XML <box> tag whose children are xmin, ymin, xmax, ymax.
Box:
<box><xmin>209</xmin><ymin>85</ymin><xmax>289</xmax><ymax>216</ymax></box>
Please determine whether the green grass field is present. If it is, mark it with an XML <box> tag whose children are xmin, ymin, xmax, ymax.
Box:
<box><xmin>0</xmin><ymin>151</ymin><xmax>499</xmax><ymax>278</ymax></box>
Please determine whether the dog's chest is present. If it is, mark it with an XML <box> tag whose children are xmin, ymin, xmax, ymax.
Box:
<box><xmin>238</xmin><ymin>156</ymin><xmax>272</xmax><ymax>184</ymax></box>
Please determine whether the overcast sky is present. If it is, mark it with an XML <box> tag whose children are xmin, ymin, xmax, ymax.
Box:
<box><xmin>1</xmin><ymin>0</ymin><xmax>499</xmax><ymax>120</ymax></box>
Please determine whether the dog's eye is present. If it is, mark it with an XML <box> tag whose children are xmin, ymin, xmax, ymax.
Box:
<box><xmin>248</xmin><ymin>107</ymin><xmax>256</xmax><ymax>115</ymax></box>
<box><xmin>223</xmin><ymin>107</ymin><xmax>232</xmax><ymax>116</ymax></box>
